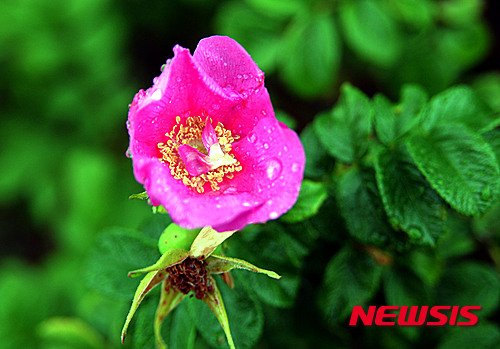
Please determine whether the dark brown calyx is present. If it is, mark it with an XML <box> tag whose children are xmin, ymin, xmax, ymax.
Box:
<box><xmin>166</xmin><ymin>257</ymin><xmax>213</xmax><ymax>299</ymax></box>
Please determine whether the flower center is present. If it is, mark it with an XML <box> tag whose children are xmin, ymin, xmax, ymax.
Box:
<box><xmin>158</xmin><ymin>115</ymin><xmax>242</xmax><ymax>193</ymax></box>
<box><xmin>166</xmin><ymin>257</ymin><xmax>213</xmax><ymax>300</ymax></box>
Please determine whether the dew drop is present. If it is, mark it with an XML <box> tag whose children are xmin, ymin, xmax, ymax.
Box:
<box><xmin>237</xmin><ymin>74</ymin><xmax>242</xmax><ymax>79</ymax></box>
<box><xmin>125</xmin><ymin>148</ymin><xmax>132</xmax><ymax>158</ymax></box>
<box><xmin>243</xmin><ymin>74</ymin><xmax>248</xmax><ymax>79</ymax></box>
<box><xmin>153</xmin><ymin>77</ymin><xmax>159</xmax><ymax>84</ymax></box>
<box><xmin>265</xmin><ymin>158</ymin><xmax>282</xmax><ymax>181</ymax></box>
<box><xmin>263</xmin><ymin>143</ymin><xmax>270</xmax><ymax>150</ymax></box>
<box><xmin>242</xmin><ymin>202</ymin><xmax>251</xmax><ymax>207</ymax></box>
<box><xmin>151</xmin><ymin>89</ymin><xmax>162</xmax><ymax>100</ymax></box>
<box><xmin>176</xmin><ymin>77</ymin><xmax>182</xmax><ymax>82</ymax></box>
<box><xmin>212</xmin><ymin>103</ymin><xmax>220</xmax><ymax>110</ymax></box>
<box><xmin>291</xmin><ymin>163</ymin><xmax>299</xmax><ymax>172</ymax></box>
<box><xmin>269</xmin><ymin>211</ymin><xmax>279</xmax><ymax>219</ymax></box>
<box><xmin>247</xmin><ymin>133</ymin><xmax>256</xmax><ymax>143</ymax></box>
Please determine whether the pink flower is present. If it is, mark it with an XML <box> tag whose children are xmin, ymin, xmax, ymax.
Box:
<box><xmin>127</xmin><ymin>36</ymin><xmax>305</xmax><ymax>231</ymax></box>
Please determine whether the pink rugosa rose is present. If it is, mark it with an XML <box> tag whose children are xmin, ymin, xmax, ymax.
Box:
<box><xmin>127</xmin><ymin>36</ymin><xmax>305</xmax><ymax>231</ymax></box>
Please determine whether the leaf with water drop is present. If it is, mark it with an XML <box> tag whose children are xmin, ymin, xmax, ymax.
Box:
<box><xmin>374</xmin><ymin>146</ymin><xmax>446</xmax><ymax>246</ymax></box>
<box><xmin>336</xmin><ymin>166</ymin><xmax>408</xmax><ymax>249</ymax></box>
<box><xmin>406</xmin><ymin>124</ymin><xmax>499</xmax><ymax>216</ymax></box>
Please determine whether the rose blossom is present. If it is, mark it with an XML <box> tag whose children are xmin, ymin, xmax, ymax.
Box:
<box><xmin>127</xmin><ymin>36</ymin><xmax>305</xmax><ymax>231</ymax></box>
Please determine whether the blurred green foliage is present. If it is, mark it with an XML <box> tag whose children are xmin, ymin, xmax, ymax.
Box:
<box><xmin>1</xmin><ymin>0</ymin><xmax>500</xmax><ymax>348</ymax></box>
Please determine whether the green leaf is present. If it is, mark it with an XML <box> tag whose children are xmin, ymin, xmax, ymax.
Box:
<box><xmin>436</xmin><ymin>262</ymin><xmax>500</xmax><ymax>316</ymax></box>
<box><xmin>339</xmin><ymin>0</ymin><xmax>402</xmax><ymax>66</ymax></box>
<box><xmin>37</xmin><ymin>317</ymin><xmax>107</xmax><ymax>349</ymax></box>
<box><xmin>85</xmin><ymin>228</ymin><xmax>159</xmax><ymax>300</ymax></box>
<box><xmin>473</xmin><ymin>72</ymin><xmax>500</xmax><ymax>112</ymax></box>
<box><xmin>314</xmin><ymin>84</ymin><xmax>372</xmax><ymax>163</ymax></box>
<box><xmin>406</xmin><ymin>125</ymin><xmax>499</xmax><ymax>216</ymax></box>
<box><xmin>206</xmin><ymin>255</ymin><xmax>280</xmax><ymax>279</ymax></box>
<box><xmin>300</xmin><ymin>124</ymin><xmax>335</xmax><ymax>179</ymax></box>
<box><xmin>128</xmin><ymin>248</ymin><xmax>189</xmax><ymax>278</ymax></box>
<box><xmin>281</xmin><ymin>12</ymin><xmax>341</xmax><ymax>98</ymax></box>
<box><xmin>318</xmin><ymin>246</ymin><xmax>383</xmax><ymax>323</ymax></box>
<box><xmin>375</xmin><ymin>146</ymin><xmax>446</xmax><ymax>246</ymax></box>
<box><xmin>483</xmin><ymin>129</ymin><xmax>500</xmax><ymax>168</ymax></box>
<box><xmin>419</xmin><ymin>86</ymin><xmax>498</xmax><ymax>133</ymax></box>
<box><xmin>373</xmin><ymin>85</ymin><xmax>428</xmax><ymax>145</ymax></box>
<box><xmin>384</xmin><ymin>268</ymin><xmax>430</xmax><ymax>306</ymax></box>
<box><xmin>385</xmin><ymin>0</ymin><xmax>434</xmax><ymax>29</ymax></box>
<box><xmin>187</xmin><ymin>276</ymin><xmax>263</xmax><ymax>349</ymax></box>
<box><xmin>121</xmin><ymin>269</ymin><xmax>168</xmax><ymax>343</ymax></box>
<box><xmin>281</xmin><ymin>180</ymin><xmax>328</xmax><ymax>223</ymax></box>
<box><xmin>336</xmin><ymin>167</ymin><xmax>404</xmax><ymax>248</ymax></box>
<box><xmin>154</xmin><ymin>280</ymin><xmax>186</xmax><ymax>349</ymax></box>
<box><xmin>438</xmin><ymin>323</ymin><xmax>500</xmax><ymax>349</ymax></box>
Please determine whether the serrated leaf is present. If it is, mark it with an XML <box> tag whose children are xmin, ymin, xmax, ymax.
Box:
<box><xmin>339</xmin><ymin>0</ymin><xmax>402</xmax><ymax>66</ymax></box>
<box><xmin>318</xmin><ymin>246</ymin><xmax>383</xmax><ymax>323</ymax></box>
<box><xmin>314</xmin><ymin>84</ymin><xmax>372</xmax><ymax>163</ymax></box>
<box><xmin>483</xmin><ymin>129</ymin><xmax>500</xmax><ymax>166</ymax></box>
<box><xmin>336</xmin><ymin>167</ymin><xmax>406</xmax><ymax>249</ymax></box>
<box><xmin>281</xmin><ymin>13</ymin><xmax>341</xmax><ymax>98</ymax></box>
<box><xmin>85</xmin><ymin>228</ymin><xmax>159</xmax><ymax>299</ymax></box>
<box><xmin>281</xmin><ymin>180</ymin><xmax>328</xmax><ymax>223</ymax></box>
<box><xmin>373</xmin><ymin>85</ymin><xmax>428</xmax><ymax>145</ymax></box>
<box><xmin>375</xmin><ymin>146</ymin><xmax>446</xmax><ymax>246</ymax></box>
<box><xmin>406</xmin><ymin>125</ymin><xmax>499</xmax><ymax>216</ymax></box>
<box><xmin>420</xmin><ymin>85</ymin><xmax>497</xmax><ymax>133</ymax></box>
<box><xmin>436</xmin><ymin>262</ymin><xmax>500</xmax><ymax>316</ymax></box>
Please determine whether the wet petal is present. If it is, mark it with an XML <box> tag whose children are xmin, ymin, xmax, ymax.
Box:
<box><xmin>178</xmin><ymin>144</ymin><xmax>212</xmax><ymax>177</ymax></box>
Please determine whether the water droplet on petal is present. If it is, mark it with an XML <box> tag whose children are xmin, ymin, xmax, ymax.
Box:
<box><xmin>247</xmin><ymin>133</ymin><xmax>256</xmax><ymax>143</ymax></box>
<box><xmin>243</xmin><ymin>74</ymin><xmax>248</xmax><ymax>79</ymax></box>
<box><xmin>151</xmin><ymin>89</ymin><xmax>162</xmax><ymax>100</ymax></box>
<box><xmin>125</xmin><ymin>148</ymin><xmax>132</xmax><ymax>158</ymax></box>
<box><xmin>265</xmin><ymin>158</ymin><xmax>282</xmax><ymax>181</ymax></box>
<box><xmin>212</xmin><ymin>103</ymin><xmax>220</xmax><ymax>110</ymax></box>
<box><xmin>242</xmin><ymin>202</ymin><xmax>251</xmax><ymax>207</ymax></box>
<box><xmin>263</xmin><ymin>143</ymin><xmax>270</xmax><ymax>150</ymax></box>
<box><xmin>176</xmin><ymin>77</ymin><xmax>182</xmax><ymax>82</ymax></box>
<box><xmin>269</xmin><ymin>211</ymin><xmax>278</xmax><ymax>219</ymax></box>
<box><xmin>292</xmin><ymin>163</ymin><xmax>299</xmax><ymax>172</ymax></box>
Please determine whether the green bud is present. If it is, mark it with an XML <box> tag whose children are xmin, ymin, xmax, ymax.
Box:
<box><xmin>158</xmin><ymin>223</ymin><xmax>199</xmax><ymax>254</ymax></box>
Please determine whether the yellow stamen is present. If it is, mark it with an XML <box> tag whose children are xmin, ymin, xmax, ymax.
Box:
<box><xmin>157</xmin><ymin>115</ymin><xmax>242</xmax><ymax>193</ymax></box>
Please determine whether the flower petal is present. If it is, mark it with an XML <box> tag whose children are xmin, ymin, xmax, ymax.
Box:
<box><xmin>193</xmin><ymin>35</ymin><xmax>264</xmax><ymax>99</ymax></box>
<box><xmin>178</xmin><ymin>144</ymin><xmax>212</xmax><ymax>177</ymax></box>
